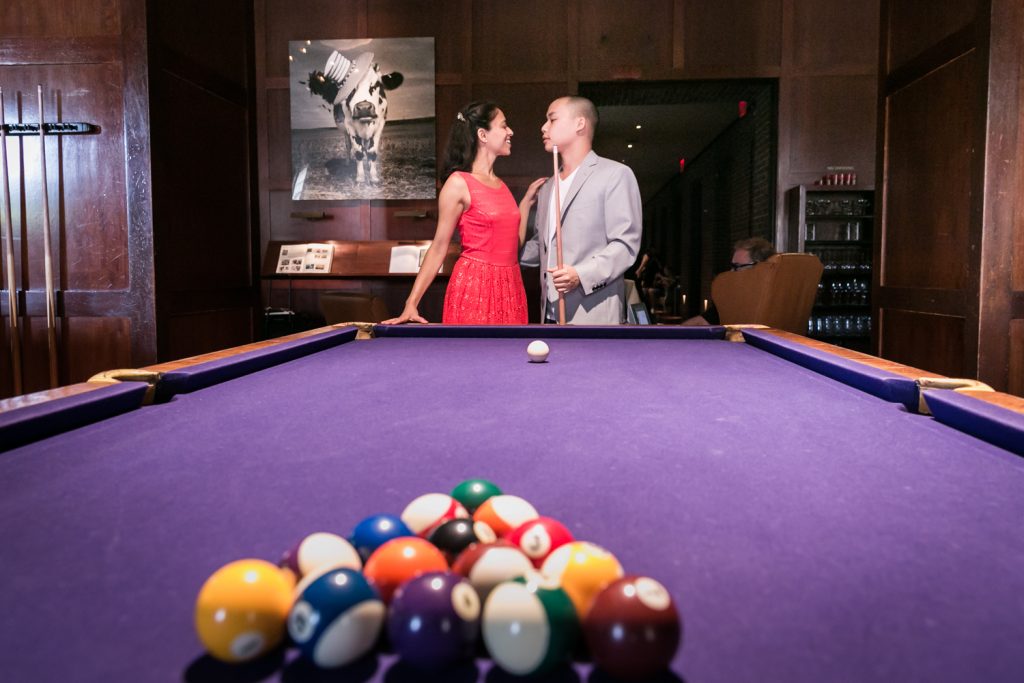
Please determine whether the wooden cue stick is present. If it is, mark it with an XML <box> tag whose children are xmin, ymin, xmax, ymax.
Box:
<box><xmin>37</xmin><ymin>85</ymin><xmax>58</xmax><ymax>388</ymax></box>
<box><xmin>552</xmin><ymin>145</ymin><xmax>566</xmax><ymax>325</ymax></box>
<box><xmin>0</xmin><ymin>87</ymin><xmax>23</xmax><ymax>395</ymax></box>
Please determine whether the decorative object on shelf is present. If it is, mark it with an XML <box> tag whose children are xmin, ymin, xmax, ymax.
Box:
<box><xmin>813</xmin><ymin>166</ymin><xmax>857</xmax><ymax>186</ymax></box>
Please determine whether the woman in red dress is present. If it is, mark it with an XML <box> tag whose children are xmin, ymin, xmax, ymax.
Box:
<box><xmin>384</xmin><ymin>101</ymin><xmax>545</xmax><ymax>325</ymax></box>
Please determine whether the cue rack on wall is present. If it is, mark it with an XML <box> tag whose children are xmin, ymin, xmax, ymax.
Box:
<box><xmin>0</xmin><ymin>85</ymin><xmax>98</xmax><ymax>396</ymax></box>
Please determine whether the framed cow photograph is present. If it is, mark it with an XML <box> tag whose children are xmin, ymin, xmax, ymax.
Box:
<box><xmin>289</xmin><ymin>37</ymin><xmax>436</xmax><ymax>200</ymax></box>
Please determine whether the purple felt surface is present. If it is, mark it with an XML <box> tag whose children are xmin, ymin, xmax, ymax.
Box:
<box><xmin>2</xmin><ymin>335</ymin><xmax>1024</xmax><ymax>683</ymax></box>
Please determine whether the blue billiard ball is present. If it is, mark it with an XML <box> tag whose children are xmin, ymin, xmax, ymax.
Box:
<box><xmin>387</xmin><ymin>571</ymin><xmax>481</xmax><ymax>669</ymax></box>
<box><xmin>349</xmin><ymin>514</ymin><xmax>415</xmax><ymax>561</ymax></box>
<box><xmin>288</xmin><ymin>568</ymin><xmax>385</xmax><ymax>668</ymax></box>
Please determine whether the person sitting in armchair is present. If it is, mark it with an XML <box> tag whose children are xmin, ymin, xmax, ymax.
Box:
<box><xmin>683</xmin><ymin>237</ymin><xmax>776</xmax><ymax>325</ymax></box>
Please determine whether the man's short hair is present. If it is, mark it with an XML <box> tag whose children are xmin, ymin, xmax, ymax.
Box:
<box><xmin>565</xmin><ymin>96</ymin><xmax>599</xmax><ymax>135</ymax></box>
<box><xmin>734</xmin><ymin>237</ymin><xmax>776</xmax><ymax>263</ymax></box>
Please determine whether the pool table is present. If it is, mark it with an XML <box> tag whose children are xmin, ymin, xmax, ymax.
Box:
<box><xmin>2</xmin><ymin>324</ymin><xmax>1023</xmax><ymax>683</ymax></box>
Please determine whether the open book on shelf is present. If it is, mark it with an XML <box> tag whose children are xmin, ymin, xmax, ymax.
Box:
<box><xmin>275</xmin><ymin>243</ymin><xmax>334</xmax><ymax>274</ymax></box>
<box><xmin>389</xmin><ymin>243</ymin><xmax>442</xmax><ymax>274</ymax></box>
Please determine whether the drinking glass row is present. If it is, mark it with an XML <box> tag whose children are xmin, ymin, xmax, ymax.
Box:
<box><xmin>808</xmin><ymin>314</ymin><xmax>871</xmax><ymax>337</ymax></box>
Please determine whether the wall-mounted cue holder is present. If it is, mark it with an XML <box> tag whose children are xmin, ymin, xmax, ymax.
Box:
<box><xmin>1</xmin><ymin>122</ymin><xmax>99</xmax><ymax>136</ymax></box>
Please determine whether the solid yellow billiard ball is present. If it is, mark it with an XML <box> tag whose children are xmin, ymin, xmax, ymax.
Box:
<box><xmin>527</xmin><ymin>340</ymin><xmax>549</xmax><ymax>363</ymax></box>
<box><xmin>194</xmin><ymin>559</ymin><xmax>293</xmax><ymax>663</ymax></box>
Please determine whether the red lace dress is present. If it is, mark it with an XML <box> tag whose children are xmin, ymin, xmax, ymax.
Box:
<box><xmin>442</xmin><ymin>172</ymin><xmax>529</xmax><ymax>324</ymax></box>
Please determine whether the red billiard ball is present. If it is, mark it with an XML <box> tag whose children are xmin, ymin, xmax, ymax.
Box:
<box><xmin>506</xmin><ymin>516</ymin><xmax>574</xmax><ymax>568</ymax></box>
<box><xmin>582</xmin><ymin>575</ymin><xmax>682</xmax><ymax>680</ymax></box>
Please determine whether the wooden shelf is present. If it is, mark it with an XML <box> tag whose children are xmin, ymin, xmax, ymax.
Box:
<box><xmin>261</xmin><ymin>240</ymin><xmax>462</xmax><ymax>279</ymax></box>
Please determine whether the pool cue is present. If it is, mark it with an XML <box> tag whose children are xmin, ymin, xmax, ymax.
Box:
<box><xmin>37</xmin><ymin>85</ymin><xmax>58</xmax><ymax>388</ymax></box>
<box><xmin>552</xmin><ymin>144</ymin><xmax>566</xmax><ymax>325</ymax></box>
<box><xmin>0</xmin><ymin>87</ymin><xmax>23</xmax><ymax>395</ymax></box>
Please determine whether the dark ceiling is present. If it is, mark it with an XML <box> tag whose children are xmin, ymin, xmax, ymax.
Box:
<box><xmin>594</xmin><ymin>102</ymin><xmax>739</xmax><ymax>202</ymax></box>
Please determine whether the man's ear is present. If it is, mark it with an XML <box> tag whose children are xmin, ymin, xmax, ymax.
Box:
<box><xmin>575</xmin><ymin>116</ymin><xmax>587</xmax><ymax>135</ymax></box>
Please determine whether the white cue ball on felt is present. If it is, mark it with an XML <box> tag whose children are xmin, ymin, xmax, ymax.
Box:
<box><xmin>527</xmin><ymin>340</ymin><xmax>549</xmax><ymax>363</ymax></box>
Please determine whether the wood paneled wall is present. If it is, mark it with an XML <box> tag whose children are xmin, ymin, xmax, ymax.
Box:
<box><xmin>0</xmin><ymin>0</ymin><xmax>155</xmax><ymax>396</ymax></box>
<box><xmin>877</xmin><ymin>0</ymin><xmax>1024</xmax><ymax>393</ymax></box>
<box><xmin>254</xmin><ymin>0</ymin><xmax>880</xmax><ymax>321</ymax></box>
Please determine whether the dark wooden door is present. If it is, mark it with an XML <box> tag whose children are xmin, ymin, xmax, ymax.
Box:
<box><xmin>0</xmin><ymin>1</ymin><xmax>156</xmax><ymax>398</ymax></box>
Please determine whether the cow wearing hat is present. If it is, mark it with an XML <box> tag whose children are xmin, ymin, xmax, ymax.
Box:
<box><xmin>307</xmin><ymin>51</ymin><xmax>403</xmax><ymax>184</ymax></box>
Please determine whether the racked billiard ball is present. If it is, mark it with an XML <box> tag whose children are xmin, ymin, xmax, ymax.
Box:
<box><xmin>583</xmin><ymin>575</ymin><xmax>682</xmax><ymax>680</ymax></box>
<box><xmin>472</xmin><ymin>494</ymin><xmax>539</xmax><ymax>537</ymax></box>
<box><xmin>349</xmin><ymin>514</ymin><xmax>414</xmax><ymax>561</ymax></box>
<box><xmin>482</xmin><ymin>574</ymin><xmax>578</xmax><ymax>676</ymax></box>
<box><xmin>450</xmin><ymin>478</ymin><xmax>502</xmax><ymax>514</ymax></box>
<box><xmin>451</xmin><ymin>539</ymin><xmax>533</xmax><ymax>602</ymax></box>
<box><xmin>194</xmin><ymin>559</ymin><xmax>293</xmax><ymax>663</ymax></box>
<box><xmin>541</xmin><ymin>541</ymin><xmax>623</xmax><ymax>618</ymax></box>
<box><xmin>427</xmin><ymin>518</ymin><xmax>497</xmax><ymax>564</ymax></box>
<box><xmin>401</xmin><ymin>493</ymin><xmax>469</xmax><ymax>537</ymax></box>
<box><xmin>288</xmin><ymin>567</ymin><xmax>385</xmax><ymax>668</ymax></box>
<box><xmin>363</xmin><ymin>536</ymin><xmax>449</xmax><ymax>603</ymax></box>
<box><xmin>506</xmin><ymin>516</ymin><xmax>574</xmax><ymax>568</ymax></box>
<box><xmin>280</xmin><ymin>532</ymin><xmax>362</xmax><ymax>582</ymax></box>
<box><xmin>387</xmin><ymin>571</ymin><xmax>481</xmax><ymax>669</ymax></box>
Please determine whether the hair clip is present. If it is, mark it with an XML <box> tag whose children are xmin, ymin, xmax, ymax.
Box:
<box><xmin>456</xmin><ymin>112</ymin><xmax>466</xmax><ymax>122</ymax></box>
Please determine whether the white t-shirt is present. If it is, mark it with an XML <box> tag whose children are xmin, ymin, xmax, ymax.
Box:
<box><xmin>547</xmin><ymin>167</ymin><xmax>579</xmax><ymax>302</ymax></box>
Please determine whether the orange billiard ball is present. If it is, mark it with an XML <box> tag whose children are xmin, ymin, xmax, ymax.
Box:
<box><xmin>362</xmin><ymin>536</ymin><xmax>448</xmax><ymax>603</ymax></box>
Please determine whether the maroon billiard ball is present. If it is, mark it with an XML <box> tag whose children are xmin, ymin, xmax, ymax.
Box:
<box><xmin>583</xmin><ymin>575</ymin><xmax>682</xmax><ymax>680</ymax></box>
<box><xmin>505</xmin><ymin>516</ymin><xmax>574</xmax><ymax>568</ymax></box>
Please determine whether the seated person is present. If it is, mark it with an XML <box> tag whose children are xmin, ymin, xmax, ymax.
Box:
<box><xmin>683</xmin><ymin>237</ymin><xmax>776</xmax><ymax>325</ymax></box>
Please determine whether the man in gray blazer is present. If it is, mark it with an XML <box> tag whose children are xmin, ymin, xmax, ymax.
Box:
<box><xmin>520</xmin><ymin>96</ymin><xmax>643</xmax><ymax>324</ymax></box>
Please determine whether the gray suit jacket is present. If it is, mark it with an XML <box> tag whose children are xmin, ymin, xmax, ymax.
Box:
<box><xmin>520</xmin><ymin>150</ymin><xmax>642</xmax><ymax>324</ymax></box>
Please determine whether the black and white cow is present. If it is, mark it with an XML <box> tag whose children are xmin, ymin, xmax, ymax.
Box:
<box><xmin>334</xmin><ymin>63</ymin><xmax>403</xmax><ymax>183</ymax></box>
<box><xmin>306</xmin><ymin>51</ymin><xmax>403</xmax><ymax>185</ymax></box>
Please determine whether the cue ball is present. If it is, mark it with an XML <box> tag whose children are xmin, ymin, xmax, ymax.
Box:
<box><xmin>583</xmin><ymin>575</ymin><xmax>682</xmax><ymax>680</ymax></box>
<box><xmin>527</xmin><ymin>340</ymin><xmax>549</xmax><ymax>363</ymax></box>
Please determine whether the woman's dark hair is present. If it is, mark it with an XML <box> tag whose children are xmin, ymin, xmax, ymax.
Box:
<box><xmin>442</xmin><ymin>101</ymin><xmax>500</xmax><ymax>179</ymax></box>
